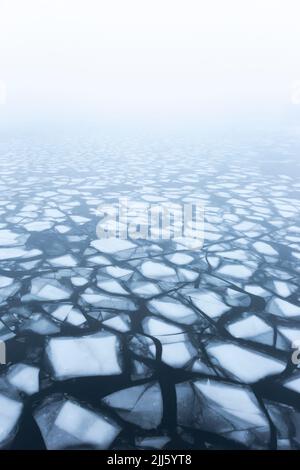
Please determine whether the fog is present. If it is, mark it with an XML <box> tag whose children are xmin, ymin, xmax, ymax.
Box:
<box><xmin>0</xmin><ymin>0</ymin><xmax>300</xmax><ymax>132</ymax></box>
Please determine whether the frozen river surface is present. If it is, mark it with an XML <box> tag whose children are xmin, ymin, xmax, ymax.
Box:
<box><xmin>0</xmin><ymin>136</ymin><xmax>300</xmax><ymax>449</ymax></box>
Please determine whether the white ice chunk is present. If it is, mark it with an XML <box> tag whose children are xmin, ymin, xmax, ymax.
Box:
<box><xmin>70</xmin><ymin>215</ymin><xmax>90</xmax><ymax>224</ymax></box>
<box><xmin>217</xmin><ymin>264</ymin><xmax>254</xmax><ymax>279</ymax></box>
<box><xmin>91</xmin><ymin>238</ymin><xmax>136</xmax><ymax>254</ymax></box>
<box><xmin>166</xmin><ymin>253</ymin><xmax>193</xmax><ymax>265</ymax></box>
<box><xmin>0</xmin><ymin>229</ymin><xmax>25</xmax><ymax>246</ymax></box>
<box><xmin>97</xmin><ymin>279</ymin><xmax>129</xmax><ymax>296</ymax></box>
<box><xmin>54</xmin><ymin>401</ymin><xmax>120</xmax><ymax>449</ymax></box>
<box><xmin>26</xmin><ymin>277</ymin><xmax>71</xmax><ymax>301</ymax></box>
<box><xmin>35</xmin><ymin>397</ymin><xmax>120</xmax><ymax>449</ymax></box>
<box><xmin>55</xmin><ymin>225</ymin><xmax>71</xmax><ymax>234</ymax></box>
<box><xmin>143</xmin><ymin>318</ymin><xmax>196</xmax><ymax>368</ymax></box>
<box><xmin>21</xmin><ymin>313</ymin><xmax>60</xmax><ymax>335</ymax></box>
<box><xmin>105</xmin><ymin>266</ymin><xmax>133</xmax><ymax>278</ymax></box>
<box><xmin>253</xmin><ymin>241</ymin><xmax>278</xmax><ymax>256</ymax></box>
<box><xmin>272</xmin><ymin>281</ymin><xmax>296</xmax><ymax>298</ymax></box>
<box><xmin>0</xmin><ymin>395</ymin><xmax>23</xmax><ymax>446</ymax></box>
<box><xmin>102</xmin><ymin>314</ymin><xmax>130</xmax><ymax>332</ymax></box>
<box><xmin>245</xmin><ymin>284</ymin><xmax>270</xmax><ymax>297</ymax></box>
<box><xmin>143</xmin><ymin>317</ymin><xmax>183</xmax><ymax>336</ymax></box>
<box><xmin>7</xmin><ymin>364</ymin><xmax>39</xmax><ymax>395</ymax></box>
<box><xmin>227</xmin><ymin>315</ymin><xmax>272</xmax><ymax>340</ymax></box>
<box><xmin>207</xmin><ymin>343</ymin><xmax>285</xmax><ymax>383</ymax></box>
<box><xmin>49</xmin><ymin>255</ymin><xmax>78</xmax><ymax>267</ymax></box>
<box><xmin>102</xmin><ymin>382</ymin><xmax>163</xmax><ymax>430</ymax></box>
<box><xmin>283</xmin><ymin>375</ymin><xmax>300</xmax><ymax>394</ymax></box>
<box><xmin>177</xmin><ymin>268</ymin><xmax>198</xmax><ymax>282</ymax></box>
<box><xmin>216</xmin><ymin>250</ymin><xmax>249</xmax><ymax>261</ymax></box>
<box><xmin>24</xmin><ymin>221</ymin><xmax>54</xmax><ymax>232</ymax></box>
<box><xmin>88</xmin><ymin>255</ymin><xmax>111</xmax><ymax>265</ymax></box>
<box><xmin>82</xmin><ymin>290</ymin><xmax>137</xmax><ymax>310</ymax></box>
<box><xmin>139</xmin><ymin>261</ymin><xmax>176</xmax><ymax>279</ymax></box>
<box><xmin>51</xmin><ymin>304</ymin><xmax>86</xmax><ymax>326</ymax></box>
<box><xmin>234</xmin><ymin>221</ymin><xmax>257</xmax><ymax>231</ymax></box>
<box><xmin>131</xmin><ymin>282</ymin><xmax>161</xmax><ymax>298</ymax></box>
<box><xmin>186</xmin><ymin>289</ymin><xmax>230</xmax><ymax>318</ymax></box>
<box><xmin>44</xmin><ymin>208</ymin><xmax>65</xmax><ymax>218</ymax></box>
<box><xmin>194</xmin><ymin>380</ymin><xmax>267</xmax><ymax>427</ymax></box>
<box><xmin>148</xmin><ymin>298</ymin><xmax>197</xmax><ymax>324</ymax></box>
<box><xmin>267</xmin><ymin>298</ymin><xmax>300</xmax><ymax>318</ymax></box>
<box><xmin>0</xmin><ymin>276</ymin><xmax>14</xmax><ymax>288</ymax></box>
<box><xmin>46</xmin><ymin>332</ymin><xmax>123</xmax><ymax>379</ymax></box>
<box><xmin>71</xmin><ymin>276</ymin><xmax>89</xmax><ymax>286</ymax></box>
<box><xmin>0</xmin><ymin>248</ymin><xmax>42</xmax><ymax>260</ymax></box>
<box><xmin>278</xmin><ymin>327</ymin><xmax>300</xmax><ymax>344</ymax></box>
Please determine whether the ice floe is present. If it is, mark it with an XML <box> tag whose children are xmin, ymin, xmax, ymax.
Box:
<box><xmin>46</xmin><ymin>332</ymin><xmax>123</xmax><ymax>379</ymax></box>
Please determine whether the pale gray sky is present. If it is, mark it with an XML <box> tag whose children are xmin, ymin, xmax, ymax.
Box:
<box><xmin>0</xmin><ymin>0</ymin><xmax>300</xmax><ymax>130</ymax></box>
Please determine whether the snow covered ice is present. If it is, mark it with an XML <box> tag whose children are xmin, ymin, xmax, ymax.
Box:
<box><xmin>46</xmin><ymin>332</ymin><xmax>123</xmax><ymax>379</ymax></box>
<box><xmin>0</xmin><ymin>135</ymin><xmax>300</xmax><ymax>450</ymax></box>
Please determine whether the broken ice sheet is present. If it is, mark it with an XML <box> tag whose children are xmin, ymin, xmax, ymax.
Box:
<box><xmin>102</xmin><ymin>382</ymin><xmax>163</xmax><ymax>430</ymax></box>
<box><xmin>34</xmin><ymin>395</ymin><xmax>121</xmax><ymax>449</ymax></box>
<box><xmin>1</xmin><ymin>137</ymin><xmax>300</xmax><ymax>450</ymax></box>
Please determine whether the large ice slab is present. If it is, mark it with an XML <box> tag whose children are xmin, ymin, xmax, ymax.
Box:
<box><xmin>207</xmin><ymin>342</ymin><xmax>286</xmax><ymax>383</ymax></box>
<box><xmin>24</xmin><ymin>277</ymin><xmax>71</xmax><ymax>301</ymax></box>
<box><xmin>46</xmin><ymin>332</ymin><xmax>123</xmax><ymax>379</ymax></box>
<box><xmin>176</xmin><ymin>379</ymin><xmax>270</xmax><ymax>447</ymax></box>
<box><xmin>7</xmin><ymin>364</ymin><xmax>40</xmax><ymax>395</ymax></box>
<box><xmin>91</xmin><ymin>238</ymin><xmax>136</xmax><ymax>254</ymax></box>
<box><xmin>266</xmin><ymin>297</ymin><xmax>300</xmax><ymax>318</ymax></box>
<box><xmin>102</xmin><ymin>382</ymin><xmax>163</xmax><ymax>430</ymax></box>
<box><xmin>35</xmin><ymin>396</ymin><xmax>121</xmax><ymax>449</ymax></box>
<box><xmin>139</xmin><ymin>261</ymin><xmax>176</xmax><ymax>279</ymax></box>
<box><xmin>0</xmin><ymin>394</ymin><xmax>23</xmax><ymax>448</ymax></box>
<box><xmin>184</xmin><ymin>288</ymin><xmax>230</xmax><ymax>318</ymax></box>
<box><xmin>148</xmin><ymin>297</ymin><xmax>198</xmax><ymax>324</ymax></box>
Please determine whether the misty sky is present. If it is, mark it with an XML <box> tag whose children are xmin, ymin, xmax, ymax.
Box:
<box><xmin>0</xmin><ymin>0</ymin><xmax>300</xmax><ymax>131</ymax></box>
